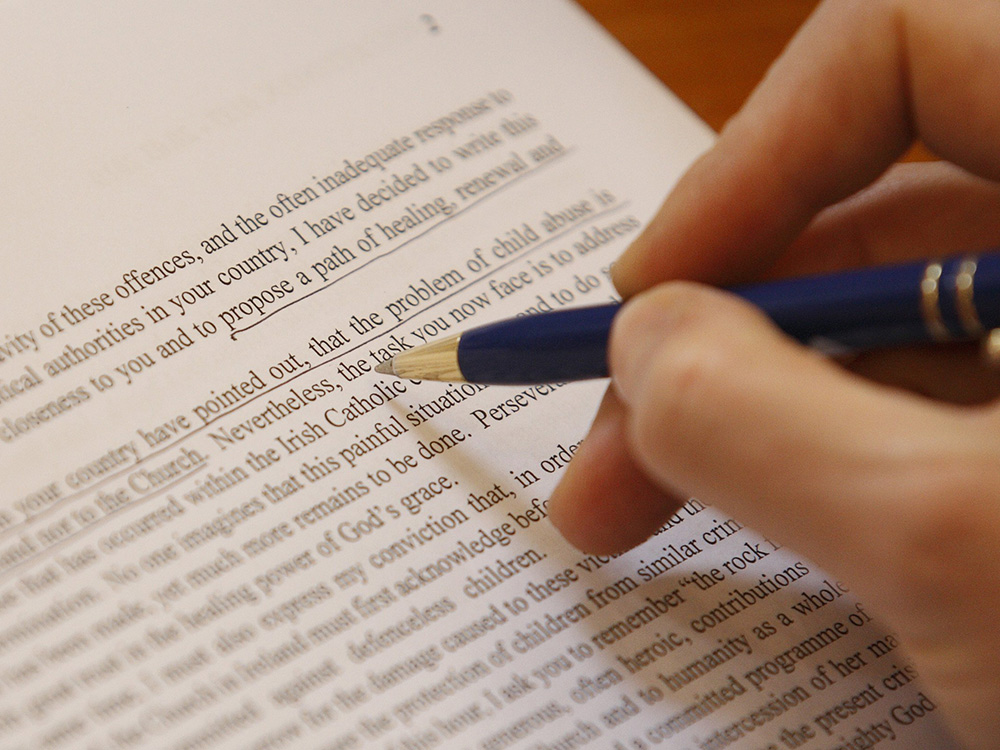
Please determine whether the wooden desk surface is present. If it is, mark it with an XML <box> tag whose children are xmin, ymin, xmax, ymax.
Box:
<box><xmin>576</xmin><ymin>0</ymin><xmax>820</xmax><ymax>132</ymax></box>
<box><xmin>576</xmin><ymin>0</ymin><xmax>931</xmax><ymax>159</ymax></box>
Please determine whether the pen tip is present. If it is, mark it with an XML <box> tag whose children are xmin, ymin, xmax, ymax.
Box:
<box><xmin>374</xmin><ymin>358</ymin><xmax>395</xmax><ymax>375</ymax></box>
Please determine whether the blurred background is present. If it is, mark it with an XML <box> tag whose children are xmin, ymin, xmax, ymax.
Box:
<box><xmin>578</xmin><ymin>0</ymin><xmax>820</xmax><ymax>131</ymax></box>
<box><xmin>578</xmin><ymin>0</ymin><xmax>931</xmax><ymax>160</ymax></box>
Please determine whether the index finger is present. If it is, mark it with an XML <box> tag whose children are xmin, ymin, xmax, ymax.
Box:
<box><xmin>614</xmin><ymin>0</ymin><xmax>1000</xmax><ymax>296</ymax></box>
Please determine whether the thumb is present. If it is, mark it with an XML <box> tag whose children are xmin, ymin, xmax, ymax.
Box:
<box><xmin>609</xmin><ymin>282</ymin><xmax>996</xmax><ymax>584</ymax></box>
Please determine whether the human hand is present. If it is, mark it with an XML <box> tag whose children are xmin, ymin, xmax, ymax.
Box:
<box><xmin>549</xmin><ymin>0</ymin><xmax>1000</xmax><ymax>746</ymax></box>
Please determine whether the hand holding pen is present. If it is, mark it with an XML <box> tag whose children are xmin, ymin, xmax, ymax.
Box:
<box><xmin>377</xmin><ymin>2</ymin><xmax>1000</xmax><ymax>740</ymax></box>
<box><xmin>549</xmin><ymin>1</ymin><xmax>1000</xmax><ymax>746</ymax></box>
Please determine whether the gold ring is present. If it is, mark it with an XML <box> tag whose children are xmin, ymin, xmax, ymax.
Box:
<box><xmin>955</xmin><ymin>256</ymin><xmax>985</xmax><ymax>337</ymax></box>
<box><xmin>920</xmin><ymin>261</ymin><xmax>951</xmax><ymax>342</ymax></box>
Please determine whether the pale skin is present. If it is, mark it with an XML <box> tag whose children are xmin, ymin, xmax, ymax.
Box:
<box><xmin>548</xmin><ymin>0</ymin><xmax>1000</xmax><ymax>746</ymax></box>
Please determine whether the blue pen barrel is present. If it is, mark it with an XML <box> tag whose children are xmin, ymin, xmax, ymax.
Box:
<box><xmin>458</xmin><ymin>305</ymin><xmax>618</xmax><ymax>384</ymax></box>
<box><xmin>735</xmin><ymin>253</ymin><xmax>1000</xmax><ymax>349</ymax></box>
<box><xmin>733</xmin><ymin>262</ymin><xmax>928</xmax><ymax>349</ymax></box>
<box><xmin>450</xmin><ymin>252</ymin><xmax>1000</xmax><ymax>385</ymax></box>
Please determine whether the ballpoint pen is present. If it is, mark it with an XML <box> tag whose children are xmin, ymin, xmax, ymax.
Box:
<box><xmin>375</xmin><ymin>251</ymin><xmax>1000</xmax><ymax>385</ymax></box>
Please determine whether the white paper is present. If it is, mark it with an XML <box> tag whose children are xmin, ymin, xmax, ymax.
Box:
<box><xmin>0</xmin><ymin>2</ymin><xmax>960</xmax><ymax>748</ymax></box>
